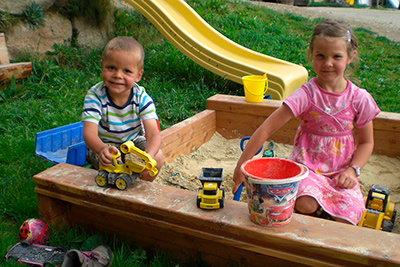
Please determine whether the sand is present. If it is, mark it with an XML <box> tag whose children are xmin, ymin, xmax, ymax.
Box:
<box><xmin>155</xmin><ymin>132</ymin><xmax>400</xmax><ymax>234</ymax></box>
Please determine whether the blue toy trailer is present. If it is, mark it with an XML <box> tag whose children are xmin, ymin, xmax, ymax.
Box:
<box><xmin>35</xmin><ymin>122</ymin><xmax>87</xmax><ymax>166</ymax></box>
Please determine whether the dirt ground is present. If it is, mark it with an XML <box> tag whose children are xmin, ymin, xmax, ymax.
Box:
<box><xmin>248</xmin><ymin>1</ymin><xmax>400</xmax><ymax>43</ymax></box>
<box><xmin>155</xmin><ymin>132</ymin><xmax>400</xmax><ymax>234</ymax></box>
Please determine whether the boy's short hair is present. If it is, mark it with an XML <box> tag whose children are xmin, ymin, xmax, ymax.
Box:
<box><xmin>102</xmin><ymin>36</ymin><xmax>145</xmax><ymax>70</ymax></box>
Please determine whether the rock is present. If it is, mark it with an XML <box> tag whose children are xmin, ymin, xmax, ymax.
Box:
<box><xmin>2</xmin><ymin>0</ymin><xmax>133</xmax><ymax>57</ymax></box>
<box><xmin>6</xmin><ymin>12</ymin><xmax>71</xmax><ymax>59</ymax></box>
<box><xmin>111</xmin><ymin>0</ymin><xmax>134</xmax><ymax>12</ymax></box>
<box><xmin>0</xmin><ymin>0</ymin><xmax>56</xmax><ymax>15</ymax></box>
<box><xmin>74</xmin><ymin>16</ymin><xmax>114</xmax><ymax>48</ymax></box>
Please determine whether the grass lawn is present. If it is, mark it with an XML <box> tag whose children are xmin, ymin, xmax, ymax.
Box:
<box><xmin>0</xmin><ymin>0</ymin><xmax>399</xmax><ymax>266</ymax></box>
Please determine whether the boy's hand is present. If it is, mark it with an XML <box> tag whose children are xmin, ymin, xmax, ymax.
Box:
<box><xmin>99</xmin><ymin>146</ymin><xmax>120</xmax><ymax>166</ymax></box>
<box><xmin>332</xmin><ymin>169</ymin><xmax>357</xmax><ymax>189</ymax></box>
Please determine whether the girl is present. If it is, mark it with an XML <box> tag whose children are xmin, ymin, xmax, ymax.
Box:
<box><xmin>232</xmin><ymin>19</ymin><xmax>380</xmax><ymax>225</ymax></box>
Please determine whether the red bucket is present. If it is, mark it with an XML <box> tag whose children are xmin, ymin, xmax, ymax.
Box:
<box><xmin>241</xmin><ymin>158</ymin><xmax>308</xmax><ymax>227</ymax></box>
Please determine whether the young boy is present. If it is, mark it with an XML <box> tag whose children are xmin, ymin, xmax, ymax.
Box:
<box><xmin>82</xmin><ymin>36</ymin><xmax>164</xmax><ymax>181</ymax></box>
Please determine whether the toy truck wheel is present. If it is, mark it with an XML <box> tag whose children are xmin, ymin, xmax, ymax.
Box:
<box><xmin>219</xmin><ymin>198</ymin><xmax>224</xmax><ymax>209</ymax></box>
<box><xmin>131</xmin><ymin>173</ymin><xmax>140</xmax><ymax>184</ymax></box>
<box><xmin>115</xmin><ymin>174</ymin><xmax>131</xmax><ymax>190</ymax></box>
<box><xmin>382</xmin><ymin>220</ymin><xmax>394</xmax><ymax>232</ymax></box>
<box><xmin>95</xmin><ymin>171</ymin><xmax>108</xmax><ymax>187</ymax></box>
<box><xmin>392</xmin><ymin>209</ymin><xmax>397</xmax><ymax>224</ymax></box>
<box><xmin>196</xmin><ymin>197</ymin><xmax>201</xmax><ymax>208</ymax></box>
<box><xmin>115</xmin><ymin>178</ymin><xmax>127</xmax><ymax>190</ymax></box>
<box><xmin>218</xmin><ymin>188</ymin><xmax>225</xmax><ymax>208</ymax></box>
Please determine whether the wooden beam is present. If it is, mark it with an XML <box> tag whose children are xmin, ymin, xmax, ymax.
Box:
<box><xmin>160</xmin><ymin>109</ymin><xmax>216</xmax><ymax>162</ymax></box>
<box><xmin>34</xmin><ymin>164</ymin><xmax>400</xmax><ymax>267</ymax></box>
<box><xmin>371</xmin><ymin>111</ymin><xmax>400</xmax><ymax>157</ymax></box>
<box><xmin>0</xmin><ymin>33</ymin><xmax>32</xmax><ymax>86</ymax></box>
<box><xmin>0</xmin><ymin>62</ymin><xmax>32</xmax><ymax>85</ymax></box>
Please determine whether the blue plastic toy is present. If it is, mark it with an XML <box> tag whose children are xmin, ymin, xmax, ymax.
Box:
<box><xmin>35</xmin><ymin>122</ymin><xmax>87</xmax><ymax>166</ymax></box>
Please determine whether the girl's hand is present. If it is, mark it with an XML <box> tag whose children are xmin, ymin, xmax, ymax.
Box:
<box><xmin>99</xmin><ymin>146</ymin><xmax>119</xmax><ymax>166</ymax></box>
<box><xmin>232</xmin><ymin>165</ymin><xmax>245</xmax><ymax>194</ymax></box>
<box><xmin>332</xmin><ymin>168</ymin><xmax>357</xmax><ymax>189</ymax></box>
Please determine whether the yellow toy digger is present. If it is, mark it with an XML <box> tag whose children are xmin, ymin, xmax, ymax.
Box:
<box><xmin>95</xmin><ymin>141</ymin><xmax>158</xmax><ymax>190</ymax></box>
<box><xmin>358</xmin><ymin>184</ymin><xmax>397</xmax><ymax>232</ymax></box>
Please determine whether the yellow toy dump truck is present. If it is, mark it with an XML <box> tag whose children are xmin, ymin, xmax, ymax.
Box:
<box><xmin>95</xmin><ymin>140</ymin><xmax>158</xmax><ymax>190</ymax></box>
<box><xmin>358</xmin><ymin>184</ymin><xmax>397</xmax><ymax>232</ymax></box>
<box><xmin>197</xmin><ymin>168</ymin><xmax>225</xmax><ymax>210</ymax></box>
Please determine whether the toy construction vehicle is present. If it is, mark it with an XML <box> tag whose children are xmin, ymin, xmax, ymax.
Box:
<box><xmin>358</xmin><ymin>184</ymin><xmax>397</xmax><ymax>232</ymax></box>
<box><xmin>95</xmin><ymin>141</ymin><xmax>158</xmax><ymax>191</ymax></box>
<box><xmin>197</xmin><ymin>168</ymin><xmax>225</xmax><ymax>210</ymax></box>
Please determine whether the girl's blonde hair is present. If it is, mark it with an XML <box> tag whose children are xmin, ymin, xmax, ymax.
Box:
<box><xmin>308</xmin><ymin>19</ymin><xmax>359</xmax><ymax>76</ymax></box>
<box><xmin>102</xmin><ymin>36</ymin><xmax>145</xmax><ymax>70</ymax></box>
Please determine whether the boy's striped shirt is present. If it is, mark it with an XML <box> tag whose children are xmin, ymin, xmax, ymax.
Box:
<box><xmin>82</xmin><ymin>82</ymin><xmax>158</xmax><ymax>143</ymax></box>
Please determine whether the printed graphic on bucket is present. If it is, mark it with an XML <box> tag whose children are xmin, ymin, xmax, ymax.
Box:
<box><xmin>246</xmin><ymin>181</ymin><xmax>301</xmax><ymax>226</ymax></box>
<box><xmin>263</xmin><ymin>182</ymin><xmax>298</xmax><ymax>202</ymax></box>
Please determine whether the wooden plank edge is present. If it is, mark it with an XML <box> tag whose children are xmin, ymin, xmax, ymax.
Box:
<box><xmin>207</xmin><ymin>94</ymin><xmax>400</xmax><ymax>128</ymax></box>
<box><xmin>161</xmin><ymin>110</ymin><xmax>216</xmax><ymax>162</ymax></box>
<box><xmin>0</xmin><ymin>62</ymin><xmax>32</xmax><ymax>84</ymax></box>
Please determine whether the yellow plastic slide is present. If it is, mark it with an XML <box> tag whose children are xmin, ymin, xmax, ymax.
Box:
<box><xmin>124</xmin><ymin>0</ymin><xmax>308</xmax><ymax>100</ymax></box>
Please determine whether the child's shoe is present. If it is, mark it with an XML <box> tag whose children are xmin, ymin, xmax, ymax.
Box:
<box><xmin>61</xmin><ymin>245</ymin><xmax>113</xmax><ymax>267</ymax></box>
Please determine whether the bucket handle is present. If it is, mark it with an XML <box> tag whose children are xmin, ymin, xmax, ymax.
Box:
<box><xmin>240</xmin><ymin>136</ymin><xmax>263</xmax><ymax>156</ymax></box>
<box><xmin>260</xmin><ymin>73</ymin><xmax>268</xmax><ymax>94</ymax></box>
<box><xmin>243</xmin><ymin>81</ymin><xmax>268</xmax><ymax>96</ymax></box>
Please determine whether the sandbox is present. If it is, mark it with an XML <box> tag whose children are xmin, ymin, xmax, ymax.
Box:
<box><xmin>34</xmin><ymin>94</ymin><xmax>400</xmax><ymax>266</ymax></box>
<box><xmin>156</xmin><ymin>132</ymin><xmax>400</xmax><ymax>234</ymax></box>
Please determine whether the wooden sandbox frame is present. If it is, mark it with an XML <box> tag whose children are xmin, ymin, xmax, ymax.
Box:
<box><xmin>34</xmin><ymin>94</ymin><xmax>400</xmax><ymax>267</ymax></box>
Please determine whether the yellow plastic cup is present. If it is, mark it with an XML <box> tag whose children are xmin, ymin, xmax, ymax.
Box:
<box><xmin>242</xmin><ymin>74</ymin><xmax>268</xmax><ymax>103</ymax></box>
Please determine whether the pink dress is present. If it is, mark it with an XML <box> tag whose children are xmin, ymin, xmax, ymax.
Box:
<box><xmin>283</xmin><ymin>78</ymin><xmax>380</xmax><ymax>224</ymax></box>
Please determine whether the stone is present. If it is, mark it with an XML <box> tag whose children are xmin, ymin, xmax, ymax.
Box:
<box><xmin>0</xmin><ymin>0</ymin><xmax>56</xmax><ymax>15</ymax></box>
<box><xmin>73</xmin><ymin>15</ymin><xmax>112</xmax><ymax>47</ymax></box>
<box><xmin>73</xmin><ymin>13</ymin><xmax>114</xmax><ymax>48</ymax></box>
<box><xmin>111</xmin><ymin>0</ymin><xmax>134</xmax><ymax>12</ymax></box>
<box><xmin>2</xmin><ymin>0</ymin><xmax>135</xmax><ymax>57</ymax></box>
<box><xmin>6</xmin><ymin>12</ymin><xmax>71</xmax><ymax>59</ymax></box>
